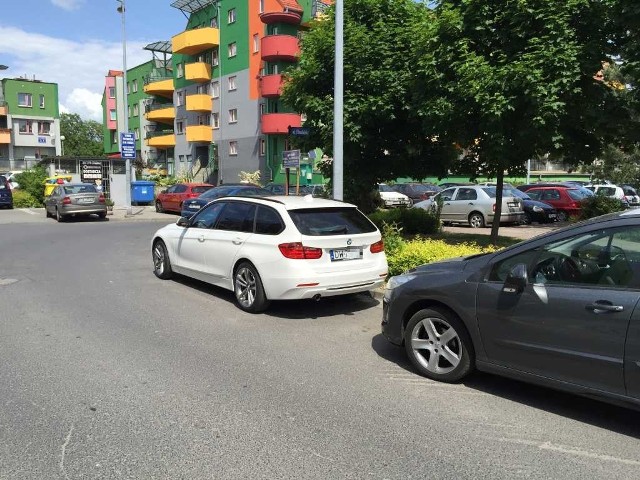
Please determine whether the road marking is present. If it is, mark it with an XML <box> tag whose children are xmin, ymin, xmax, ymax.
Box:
<box><xmin>0</xmin><ymin>278</ymin><xmax>18</xmax><ymax>286</ymax></box>
<box><xmin>20</xmin><ymin>208</ymin><xmax>38</xmax><ymax>215</ymax></box>
<box><xmin>59</xmin><ymin>424</ymin><xmax>74</xmax><ymax>480</ymax></box>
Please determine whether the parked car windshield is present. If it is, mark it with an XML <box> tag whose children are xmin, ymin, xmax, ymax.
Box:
<box><xmin>192</xmin><ymin>186</ymin><xmax>214</xmax><ymax>194</ymax></box>
<box><xmin>0</xmin><ymin>176</ymin><xmax>7</xmax><ymax>189</ymax></box>
<box><xmin>289</xmin><ymin>207</ymin><xmax>377</xmax><ymax>236</ymax></box>
<box><xmin>567</xmin><ymin>189</ymin><xmax>590</xmax><ymax>200</ymax></box>
<box><xmin>378</xmin><ymin>184</ymin><xmax>395</xmax><ymax>192</ymax></box>
<box><xmin>596</xmin><ymin>187</ymin><xmax>617</xmax><ymax>196</ymax></box>
<box><xmin>63</xmin><ymin>185</ymin><xmax>97</xmax><ymax>194</ymax></box>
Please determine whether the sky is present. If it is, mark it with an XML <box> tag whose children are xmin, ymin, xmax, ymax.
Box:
<box><xmin>0</xmin><ymin>0</ymin><xmax>189</xmax><ymax>122</ymax></box>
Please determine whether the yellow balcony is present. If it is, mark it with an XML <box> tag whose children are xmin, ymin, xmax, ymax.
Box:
<box><xmin>145</xmin><ymin>106</ymin><xmax>175</xmax><ymax>124</ymax></box>
<box><xmin>186</xmin><ymin>125</ymin><xmax>212</xmax><ymax>143</ymax></box>
<box><xmin>0</xmin><ymin>128</ymin><xmax>10</xmax><ymax>144</ymax></box>
<box><xmin>144</xmin><ymin>78</ymin><xmax>174</xmax><ymax>98</ymax></box>
<box><xmin>186</xmin><ymin>62</ymin><xmax>212</xmax><ymax>83</ymax></box>
<box><xmin>172</xmin><ymin>27</ymin><xmax>219</xmax><ymax>56</ymax></box>
<box><xmin>186</xmin><ymin>94</ymin><xmax>212</xmax><ymax>112</ymax></box>
<box><xmin>146</xmin><ymin>133</ymin><xmax>176</xmax><ymax>148</ymax></box>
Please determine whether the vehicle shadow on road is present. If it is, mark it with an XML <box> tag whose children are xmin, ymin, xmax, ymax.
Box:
<box><xmin>370</xmin><ymin>333</ymin><xmax>640</xmax><ymax>439</ymax></box>
<box><xmin>170</xmin><ymin>274</ymin><xmax>380</xmax><ymax>319</ymax></box>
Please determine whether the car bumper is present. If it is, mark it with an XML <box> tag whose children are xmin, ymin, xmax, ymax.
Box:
<box><xmin>60</xmin><ymin>205</ymin><xmax>107</xmax><ymax>215</ymax></box>
<box><xmin>487</xmin><ymin>212</ymin><xmax>524</xmax><ymax>223</ymax></box>
<box><xmin>0</xmin><ymin>198</ymin><xmax>12</xmax><ymax>206</ymax></box>
<box><xmin>384</xmin><ymin>200</ymin><xmax>411</xmax><ymax>208</ymax></box>
<box><xmin>381</xmin><ymin>290</ymin><xmax>405</xmax><ymax>346</ymax></box>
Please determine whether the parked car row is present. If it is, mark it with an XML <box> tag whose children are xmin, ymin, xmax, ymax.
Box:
<box><xmin>0</xmin><ymin>174</ymin><xmax>13</xmax><ymax>209</ymax></box>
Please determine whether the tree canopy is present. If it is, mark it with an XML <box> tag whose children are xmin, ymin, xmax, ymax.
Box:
<box><xmin>59</xmin><ymin>113</ymin><xmax>104</xmax><ymax>157</ymax></box>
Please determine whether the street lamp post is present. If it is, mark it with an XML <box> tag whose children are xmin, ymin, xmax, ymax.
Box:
<box><xmin>332</xmin><ymin>0</ymin><xmax>343</xmax><ymax>200</ymax></box>
<box><xmin>59</xmin><ymin>135</ymin><xmax>65</xmax><ymax>172</ymax></box>
<box><xmin>117</xmin><ymin>0</ymin><xmax>132</xmax><ymax>215</ymax></box>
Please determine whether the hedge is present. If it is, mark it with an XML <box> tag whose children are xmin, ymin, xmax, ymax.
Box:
<box><xmin>369</xmin><ymin>208</ymin><xmax>440</xmax><ymax>235</ymax></box>
<box><xmin>11</xmin><ymin>189</ymin><xmax>41</xmax><ymax>208</ymax></box>
<box><xmin>579</xmin><ymin>195</ymin><xmax>626</xmax><ymax>220</ymax></box>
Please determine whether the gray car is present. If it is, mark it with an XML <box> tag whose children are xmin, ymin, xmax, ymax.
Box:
<box><xmin>414</xmin><ymin>185</ymin><xmax>524</xmax><ymax>227</ymax></box>
<box><xmin>45</xmin><ymin>183</ymin><xmax>107</xmax><ymax>222</ymax></box>
<box><xmin>382</xmin><ymin>209</ymin><xmax>640</xmax><ymax>410</ymax></box>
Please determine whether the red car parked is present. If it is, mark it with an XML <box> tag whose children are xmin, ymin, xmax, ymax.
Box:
<box><xmin>155</xmin><ymin>182</ymin><xmax>214</xmax><ymax>213</ymax></box>
<box><xmin>522</xmin><ymin>186</ymin><xmax>590</xmax><ymax>222</ymax></box>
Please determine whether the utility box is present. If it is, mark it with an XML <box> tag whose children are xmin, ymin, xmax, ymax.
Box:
<box><xmin>131</xmin><ymin>180</ymin><xmax>156</xmax><ymax>205</ymax></box>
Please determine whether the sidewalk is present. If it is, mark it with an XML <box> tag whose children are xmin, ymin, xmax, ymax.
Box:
<box><xmin>108</xmin><ymin>206</ymin><xmax>176</xmax><ymax>222</ymax></box>
<box><xmin>443</xmin><ymin>223</ymin><xmax>562</xmax><ymax>241</ymax></box>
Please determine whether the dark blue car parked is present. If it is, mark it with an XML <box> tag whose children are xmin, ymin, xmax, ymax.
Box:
<box><xmin>180</xmin><ymin>184</ymin><xmax>272</xmax><ymax>218</ymax></box>
<box><xmin>0</xmin><ymin>175</ymin><xmax>13</xmax><ymax>209</ymax></box>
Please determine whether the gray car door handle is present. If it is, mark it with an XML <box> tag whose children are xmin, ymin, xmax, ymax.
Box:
<box><xmin>198</xmin><ymin>235</ymin><xmax>205</xmax><ymax>242</ymax></box>
<box><xmin>585</xmin><ymin>302</ymin><xmax>624</xmax><ymax>313</ymax></box>
<box><xmin>232</xmin><ymin>238</ymin><xmax>243</xmax><ymax>245</ymax></box>
<box><xmin>468</xmin><ymin>202</ymin><xmax>474</xmax><ymax>205</ymax></box>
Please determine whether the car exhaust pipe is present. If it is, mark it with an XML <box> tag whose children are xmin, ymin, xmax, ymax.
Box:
<box><xmin>312</xmin><ymin>294</ymin><xmax>321</xmax><ymax>302</ymax></box>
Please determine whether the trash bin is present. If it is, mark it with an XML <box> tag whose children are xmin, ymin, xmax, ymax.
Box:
<box><xmin>131</xmin><ymin>180</ymin><xmax>156</xmax><ymax>206</ymax></box>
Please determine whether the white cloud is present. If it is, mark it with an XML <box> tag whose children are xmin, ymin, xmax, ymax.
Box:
<box><xmin>0</xmin><ymin>26</ymin><xmax>149</xmax><ymax>121</ymax></box>
<box><xmin>51</xmin><ymin>0</ymin><xmax>85</xmax><ymax>11</ymax></box>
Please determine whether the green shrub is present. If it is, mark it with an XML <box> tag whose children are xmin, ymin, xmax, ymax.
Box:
<box><xmin>386</xmin><ymin>238</ymin><xmax>498</xmax><ymax>276</ymax></box>
<box><xmin>381</xmin><ymin>222</ymin><xmax>405</xmax><ymax>256</ymax></box>
<box><xmin>578</xmin><ymin>195</ymin><xmax>626</xmax><ymax>220</ymax></box>
<box><xmin>14</xmin><ymin>166</ymin><xmax>47</xmax><ymax>204</ymax></box>
<box><xmin>369</xmin><ymin>208</ymin><xmax>440</xmax><ymax>235</ymax></box>
<box><xmin>11</xmin><ymin>189</ymin><xmax>41</xmax><ymax>208</ymax></box>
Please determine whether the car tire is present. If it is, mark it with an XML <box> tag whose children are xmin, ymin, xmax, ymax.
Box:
<box><xmin>522</xmin><ymin>212</ymin><xmax>532</xmax><ymax>225</ymax></box>
<box><xmin>234</xmin><ymin>262</ymin><xmax>270</xmax><ymax>313</ymax></box>
<box><xmin>557</xmin><ymin>210</ymin><xmax>568</xmax><ymax>222</ymax></box>
<box><xmin>155</xmin><ymin>201</ymin><xmax>164</xmax><ymax>213</ymax></box>
<box><xmin>152</xmin><ymin>240</ymin><xmax>173</xmax><ymax>280</ymax></box>
<box><xmin>98</xmin><ymin>211</ymin><xmax>107</xmax><ymax>219</ymax></box>
<box><xmin>468</xmin><ymin>212</ymin><xmax>485</xmax><ymax>228</ymax></box>
<box><xmin>45</xmin><ymin>207</ymin><xmax>51</xmax><ymax>218</ymax></box>
<box><xmin>404</xmin><ymin>307</ymin><xmax>475</xmax><ymax>382</ymax></box>
<box><xmin>56</xmin><ymin>208</ymin><xmax>65</xmax><ymax>223</ymax></box>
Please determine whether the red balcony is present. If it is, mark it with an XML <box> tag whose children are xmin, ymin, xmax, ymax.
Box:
<box><xmin>260</xmin><ymin>74</ymin><xmax>284</xmax><ymax>98</ymax></box>
<box><xmin>261</xmin><ymin>113</ymin><xmax>301</xmax><ymax>135</ymax></box>
<box><xmin>259</xmin><ymin>11</ymin><xmax>301</xmax><ymax>25</ymax></box>
<box><xmin>261</xmin><ymin>35</ymin><xmax>300</xmax><ymax>62</ymax></box>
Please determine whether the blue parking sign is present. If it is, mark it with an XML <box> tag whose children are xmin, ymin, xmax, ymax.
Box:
<box><xmin>120</xmin><ymin>132</ymin><xmax>136</xmax><ymax>159</ymax></box>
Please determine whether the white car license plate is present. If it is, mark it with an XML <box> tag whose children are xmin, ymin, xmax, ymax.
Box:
<box><xmin>330</xmin><ymin>248</ymin><xmax>363</xmax><ymax>261</ymax></box>
<box><xmin>548</xmin><ymin>213</ymin><xmax>556</xmax><ymax>218</ymax></box>
<box><xmin>78</xmin><ymin>198</ymin><xmax>94</xmax><ymax>204</ymax></box>
<box><xmin>188</xmin><ymin>204</ymin><xmax>200</xmax><ymax>209</ymax></box>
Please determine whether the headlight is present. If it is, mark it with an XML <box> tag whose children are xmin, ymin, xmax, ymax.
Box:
<box><xmin>386</xmin><ymin>273</ymin><xmax>417</xmax><ymax>290</ymax></box>
<box><xmin>532</xmin><ymin>205</ymin><xmax>543</xmax><ymax>212</ymax></box>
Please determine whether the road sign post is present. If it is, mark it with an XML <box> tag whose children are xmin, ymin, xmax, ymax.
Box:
<box><xmin>120</xmin><ymin>132</ymin><xmax>136</xmax><ymax>214</ymax></box>
<box><xmin>282</xmin><ymin>150</ymin><xmax>301</xmax><ymax>196</ymax></box>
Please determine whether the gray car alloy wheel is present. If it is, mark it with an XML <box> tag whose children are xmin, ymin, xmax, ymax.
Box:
<box><xmin>468</xmin><ymin>212</ymin><xmax>485</xmax><ymax>228</ymax></box>
<box><xmin>410</xmin><ymin>317</ymin><xmax>463</xmax><ymax>376</ymax></box>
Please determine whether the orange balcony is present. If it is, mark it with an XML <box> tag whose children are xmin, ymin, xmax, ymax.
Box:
<box><xmin>260</xmin><ymin>74</ymin><xmax>284</xmax><ymax>98</ymax></box>
<box><xmin>185</xmin><ymin>62</ymin><xmax>212</xmax><ymax>83</ymax></box>
<box><xmin>186</xmin><ymin>94</ymin><xmax>212</xmax><ymax>112</ymax></box>
<box><xmin>261</xmin><ymin>35</ymin><xmax>300</xmax><ymax>62</ymax></box>
<box><xmin>259</xmin><ymin>11</ymin><xmax>301</xmax><ymax>25</ymax></box>
<box><xmin>144</xmin><ymin>78</ymin><xmax>174</xmax><ymax>98</ymax></box>
<box><xmin>186</xmin><ymin>125</ymin><xmax>212</xmax><ymax>143</ymax></box>
<box><xmin>0</xmin><ymin>105</ymin><xmax>8</xmax><ymax>115</ymax></box>
<box><xmin>0</xmin><ymin>128</ymin><xmax>10</xmax><ymax>144</ymax></box>
<box><xmin>146</xmin><ymin>132</ymin><xmax>176</xmax><ymax>148</ymax></box>
<box><xmin>172</xmin><ymin>27</ymin><xmax>220</xmax><ymax>56</ymax></box>
<box><xmin>261</xmin><ymin>113</ymin><xmax>301</xmax><ymax>135</ymax></box>
<box><xmin>145</xmin><ymin>105</ymin><xmax>175</xmax><ymax>124</ymax></box>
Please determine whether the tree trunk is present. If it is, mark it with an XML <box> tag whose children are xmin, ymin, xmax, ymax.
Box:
<box><xmin>489</xmin><ymin>170</ymin><xmax>504</xmax><ymax>245</ymax></box>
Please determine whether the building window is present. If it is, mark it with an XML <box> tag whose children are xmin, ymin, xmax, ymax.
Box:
<box><xmin>37</xmin><ymin>121</ymin><xmax>51</xmax><ymax>134</ymax></box>
<box><xmin>112</xmin><ymin>131</ymin><xmax>118</xmax><ymax>144</ymax></box>
<box><xmin>210</xmin><ymin>16</ymin><xmax>218</xmax><ymax>28</ymax></box>
<box><xmin>253</xmin><ymin>34</ymin><xmax>260</xmax><ymax>53</ymax></box>
<box><xmin>126</xmin><ymin>82</ymin><xmax>130</xmax><ymax>94</ymax></box>
<box><xmin>133</xmin><ymin>104</ymin><xmax>139</xmax><ymax>116</ymax></box>
<box><xmin>228</xmin><ymin>42</ymin><xmax>237</xmax><ymax>58</ymax></box>
<box><xmin>134</xmin><ymin>127</ymin><xmax>140</xmax><ymax>140</ymax></box>
<box><xmin>212</xmin><ymin>112</ymin><xmax>220</xmax><ymax>128</ymax></box>
<box><xmin>197</xmin><ymin>83</ymin><xmax>210</xmax><ymax>95</ymax></box>
<box><xmin>212</xmin><ymin>48</ymin><xmax>219</xmax><ymax>66</ymax></box>
<box><xmin>176</xmin><ymin>90</ymin><xmax>184</xmax><ymax>106</ymax></box>
<box><xmin>18</xmin><ymin>93</ymin><xmax>32</xmax><ymax>107</ymax></box>
<box><xmin>18</xmin><ymin>119</ymin><xmax>33</xmax><ymax>134</ymax></box>
<box><xmin>260</xmin><ymin>103</ymin><xmax>265</xmax><ymax>116</ymax></box>
<box><xmin>128</xmin><ymin>106</ymin><xmax>131</xmax><ymax>118</ymax></box>
<box><xmin>228</xmin><ymin>8</ymin><xmax>236</xmax><ymax>23</ymax></box>
<box><xmin>229</xmin><ymin>108</ymin><xmax>238</xmax><ymax>123</ymax></box>
<box><xmin>132</xmin><ymin>79</ymin><xmax>138</xmax><ymax>92</ymax></box>
<box><xmin>109</xmin><ymin>109</ymin><xmax>117</xmax><ymax>121</ymax></box>
<box><xmin>197</xmin><ymin>114</ymin><xmax>210</xmax><ymax>126</ymax></box>
<box><xmin>228</xmin><ymin>76</ymin><xmax>237</xmax><ymax>91</ymax></box>
<box><xmin>229</xmin><ymin>141</ymin><xmax>238</xmax><ymax>155</ymax></box>
<box><xmin>176</xmin><ymin>120</ymin><xmax>184</xmax><ymax>134</ymax></box>
<box><xmin>259</xmin><ymin>0</ymin><xmax>264</xmax><ymax>13</ymax></box>
<box><xmin>259</xmin><ymin>138</ymin><xmax>266</xmax><ymax>156</ymax></box>
<box><xmin>259</xmin><ymin>67</ymin><xmax>266</xmax><ymax>77</ymax></box>
<box><xmin>39</xmin><ymin>94</ymin><xmax>45</xmax><ymax>108</ymax></box>
<box><xmin>212</xmin><ymin>81</ymin><xmax>220</xmax><ymax>98</ymax></box>
<box><xmin>177</xmin><ymin>63</ymin><xmax>184</xmax><ymax>78</ymax></box>
<box><xmin>109</xmin><ymin>87</ymin><xmax>116</xmax><ymax>98</ymax></box>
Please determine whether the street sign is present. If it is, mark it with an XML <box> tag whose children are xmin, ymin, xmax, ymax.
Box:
<box><xmin>282</xmin><ymin>149</ymin><xmax>301</xmax><ymax>168</ymax></box>
<box><xmin>288</xmin><ymin>126</ymin><xmax>311</xmax><ymax>136</ymax></box>
<box><xmin>120</xmin><ymin>132</ymin><xmax>136</xmax><ymax>159</ymax></box>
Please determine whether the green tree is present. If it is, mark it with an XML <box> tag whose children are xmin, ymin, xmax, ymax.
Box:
<box><xmin>60</xmin><ymin>113</ymin><xmax>104</xmax><ymax>157</ymax></box>
<box><xmin>281</xmin><ymin>0</ymin><xmax>456</xmax><ymax>211</ymax></box>
<box><xmin>412</xmin><ymin>0</ymin><xmax>623</xmax><ymax>242</ymax></box>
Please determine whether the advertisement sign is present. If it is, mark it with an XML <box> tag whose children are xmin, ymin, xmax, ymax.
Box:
<box><xmin>80</xmin><ymin>161</ymin><xmax>103</xmax><ymax>183</ymax></box>
<box><xmin>282</xmin><ymin>149</ymin><xmax>301</xmax><ymax>168</ymax></box>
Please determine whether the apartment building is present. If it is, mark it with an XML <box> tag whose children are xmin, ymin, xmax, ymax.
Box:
<box><xmin>104</xmin><ymin>0</ymin><xmax>328</xmax><ymax>185</ymax></box>
<box><xmin>0</xmin><ymin>76</ymin><xmax>62</xmax><ymax>171</ymax></box>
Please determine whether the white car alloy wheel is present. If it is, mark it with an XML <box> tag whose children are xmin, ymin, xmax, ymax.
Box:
<box><xmin>152</xmin><ymin>241</ymin><xmax>173</xmax><ymax>279</ymax></box>
<box><xmin>234</xmin><ymin>262</ymin><xmax>269</xmax><ymax>313</ymax></box>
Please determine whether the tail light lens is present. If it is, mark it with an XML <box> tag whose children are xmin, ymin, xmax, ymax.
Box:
<box><xmin>370</xmin><ymin>240</ymin><xmax>384</xmax><ymax>253</ymax></box>
<box><xmin>62</xmin><ymin>196</ymin><xmax>71</xmax><ymax>205</ymax></box>
<box><xmin>99</xmin><ymin>194</ymin><xmax>105</xmax><ymax>204</ymax></box>
<box><xmin>278</xmin><ymin>242</ymin><xmax>323</xmax><ymax>259</ymax></box>
<box><xmin>492</xmin><ymin>203</ymin><xmax>496</xmax><ymax>212</ymax></box>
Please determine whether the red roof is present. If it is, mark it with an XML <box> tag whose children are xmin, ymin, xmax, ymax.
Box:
<box><xmin>277</xmin><ymin>0</ymin><xmax>303</xmax><ymax>13</ymax></box>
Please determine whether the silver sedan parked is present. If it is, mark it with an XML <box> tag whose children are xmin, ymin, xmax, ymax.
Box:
<box><xmin>414</xmin><ymin>185</ymin><xmax>524</xmax><ymax>228</ymax></box>
<box><xmin>44</xmin><ymin>183</ymin><xmax>107</xmax><ymax>222</ymax></box>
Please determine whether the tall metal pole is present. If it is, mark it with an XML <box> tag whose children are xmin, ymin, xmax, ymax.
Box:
<box><xmin>119</xmin><ymin>0</ymin><xmax>132</xmax><ymax>215</ymax></box>
<box><xmin>332</xmin><ymin>0</ymin><xmax>343</xmax><ymax>200</ymax></box>
<box><xmin>217</xmin><ymin>1</ymin><xmax>224</xmax><ymax>185</ymax></box>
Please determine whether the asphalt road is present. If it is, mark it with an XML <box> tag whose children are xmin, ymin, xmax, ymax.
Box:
<box><xmin>1</xmin><ymin>209</ymin><xmax>640</xmax><ymax>479</ymax></box>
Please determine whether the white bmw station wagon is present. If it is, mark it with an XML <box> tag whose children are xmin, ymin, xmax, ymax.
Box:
<box><xmin>151</xmin><ymin>195</ymin><xmax>388</xmax><ymax>312</ymax></box>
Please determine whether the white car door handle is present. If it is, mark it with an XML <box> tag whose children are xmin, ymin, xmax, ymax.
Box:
<box><xmin>232</xmin><ymin>238</ymin><xmax>243</xmax><ymax>245</ymax></box>
<box><xmin>198</xmin><ymin>235</ymin><xmax>205</xmax><ymax>242</ymax></box>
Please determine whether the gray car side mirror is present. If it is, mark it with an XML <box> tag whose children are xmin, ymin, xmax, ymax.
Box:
<box><xmin>176</xmin><ymin>216</ymin><xmax>191</xmax><ymax>228</ymax></box>
<box><xmin>503</xmin><ymin>263</ymin><xmax>528</xmax><ymax>294</ymax></box>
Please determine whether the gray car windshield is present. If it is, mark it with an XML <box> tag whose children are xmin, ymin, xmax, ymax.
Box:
<box><xmin>289</xmin><ymin>208</ymin><xmax>377</xmax><ymax>236</ymax></box>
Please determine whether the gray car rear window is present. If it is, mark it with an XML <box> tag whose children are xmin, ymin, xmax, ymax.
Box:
<box><xmin>288</xmin><ymin>208</ymin><xmax>377</xmax><ymax>236</ymax></box>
